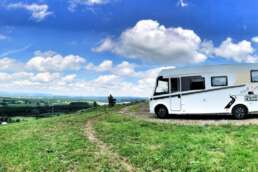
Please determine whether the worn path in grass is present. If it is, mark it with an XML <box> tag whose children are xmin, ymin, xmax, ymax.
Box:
<box><xmin>85</xmin><ymin>115</ymin><xmax>137</xmax><ymax>172</ymax></box>
<box><xmin>120</xmin><ymin>103</ymin><xmax>258</xmax><ymax>125</ymax></box>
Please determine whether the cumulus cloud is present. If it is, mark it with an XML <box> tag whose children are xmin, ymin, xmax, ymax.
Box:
<box><xmin>214</xmin><ymin>38</ymin><xmax>256</xmax><ymax>62</ymax></box>
<box><xmin>26</xmin><ymin>51</ymin><xmax>86</xmax><ymax>72</ymax></box>
<box><xmin>94</xmin><ymin>20</ymin><xmax>258</xmax><ymax>64</ymax></box>
<box><xmin>84</xmin><ymin>60</ymin><xmax>176</xmax><ymax>96</ymax></box>
<box><xmin>94</xmin><ymin>19</ymin><xmax>207</xmax><ymax>65</ymax></box>
<box><xmin>252</xmin><ymin>36</ymin><xmax>258</xmax><ymax>43</ymax></box>
<box><xmin>3</xmin><ymin>34</ymin><xmax>258</xmax><ymax>97</ymax></box>
<box><xmin>93</xmin><ymin>37</ymin><xmax>114</xmax><ymax>52</ymax></box>
<box><xmin>86</xmin><ymin>60</ymin><xmax>139</xmax><ymax>77</ymax></box>
<box><xmin>0</xmin><ymin>51</ymin><xmax>155</xmax><ymax>96</ymax></box>
<box><xmin>32</xmin><ymin>72</ymin><xmax>60</xmax><ymax>82</ymax></box>
<box><xmin>7</xmin><ymin>3</ymin><xmax>52</xmax><ymax>21</ymax></box>
<box><xmin>0</xmin><ymin>58</ymin><xmax>17</xmax><ymax>71</ymax></box>
<box><xmin>96</xmin><ymin>60</ymin><xmax>113</xmax><ymax>72</ymax></box>
<box><xmin>114</xmin><ymin>61</ymin><xmax>137</xmax><ymax>76</ymax></box>
<box><xmin>89</xmin><ymin>69</ymin><xmax>159</xmax><ymax>97</ymax></box>
<box><xmin>94</xmin><ymin>74</ymin><xmax>119</xmax><ymax>84</ymax></box>
<box><xmin>0</xmin><ymin>58</ymin><xmax>24</xmax><ymax>72</ymax></box>
<box><xmin>0</xmin><ymin>52</ymin><xmax>170</xmax><ymax>97</ymax></box>
<box><xmin>62</xmin><ymin>74</ymin><xmax>77</xmax><ymax>82</ymax></box>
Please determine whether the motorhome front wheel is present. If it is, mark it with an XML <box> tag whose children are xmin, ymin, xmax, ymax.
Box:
<box><xmin>232</xmin><ymin>105</ymin><xmax>248</xmax><ymax>119</ymax></box>
<box><xmin>155</xmin><ymin>105</ymin><xmax>168</xmax><ymax>118</ymax></box>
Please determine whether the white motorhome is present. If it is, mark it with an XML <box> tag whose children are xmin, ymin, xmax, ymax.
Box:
<box><xmin>149</xmin><ymin>64</ymin><xmax>258</xmax><ymax>119</ymax></box>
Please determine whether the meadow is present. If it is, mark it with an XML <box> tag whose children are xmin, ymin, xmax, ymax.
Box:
<box><xmin>0</xmin><ymin>104</ymin><xmax>257</xmax><ymax>171</ymax></box>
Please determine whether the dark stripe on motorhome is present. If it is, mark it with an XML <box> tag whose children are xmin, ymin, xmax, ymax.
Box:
<box><xmin>150</xmin><ymin>84</ymin><xmax>245</xmax><ymax>100</ymax></box>
<box><xmin>225</xmin><ymin>96</ymin><xmax>236</xmax><ymax>109</ymax></box>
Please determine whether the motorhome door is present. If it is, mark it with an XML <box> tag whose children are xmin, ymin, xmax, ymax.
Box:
<box><xmin>170</xmin><ymin>78</ymin><xmax>181</xmax><ymax>111</ymax></box>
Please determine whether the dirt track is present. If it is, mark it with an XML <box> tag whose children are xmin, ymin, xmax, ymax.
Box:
<box><xmin>120</xmin><ymin>103</ymin><xmax>258</xmax><ymax>126</ymax></box>
<box><xmin>85</xmin><ymin>116</ymin><xmax>137</xmax><ymax>172</ymax></box>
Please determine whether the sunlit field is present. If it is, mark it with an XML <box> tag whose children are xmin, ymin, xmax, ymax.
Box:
<box><xmin>0</xmin><ymin>104</ymin><xmax>257</xmax><ymax>171</ymax></box>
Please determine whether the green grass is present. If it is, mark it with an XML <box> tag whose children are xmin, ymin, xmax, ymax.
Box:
<box><xmin>0</xmin><ymin>108</ymin><xmax>123</xmax><ymax>172</ymax></box>
<box><xmin>94</xmin><ymin>113</ymin><xmax>258</xmax><ymax>172</ymax></box>
<box><xmin>0</xmin><ymin>104</ymin><xmax>257</xmax><ymax>172</ymax></box>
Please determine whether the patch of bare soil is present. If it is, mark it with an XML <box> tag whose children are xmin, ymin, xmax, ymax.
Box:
<box><xmin>85</xmin><ymin>116</ymin><xmax>137</xmax><ymax>172</ymax></box>
<box><xmin>120</xmin><ymin>103</ymin><xmax>258</xmax><ymax>126</ymax></box>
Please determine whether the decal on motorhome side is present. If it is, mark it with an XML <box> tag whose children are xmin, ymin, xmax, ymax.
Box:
<box><xmin>225</xmin><ymin>96</ymin><xmax>236</xmax><ymax>109</ymax></box>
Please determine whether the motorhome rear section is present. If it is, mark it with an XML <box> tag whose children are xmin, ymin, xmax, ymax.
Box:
<box><xmin>149</xmin><ymin>64</ymin><xmax>258</xmax><ymax>119</ymax></box>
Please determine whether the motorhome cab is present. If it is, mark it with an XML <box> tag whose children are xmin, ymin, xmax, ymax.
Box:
<box><xmin>149</xmin><ymin>64</ymin><xmax>258</xmax><ymax>119</ymax></box>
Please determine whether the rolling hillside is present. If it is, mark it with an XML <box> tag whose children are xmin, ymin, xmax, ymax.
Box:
<box><xmin>0</xmin><ymin>104</ymin><xmax>257</xmax><ymax>171</ymax></box>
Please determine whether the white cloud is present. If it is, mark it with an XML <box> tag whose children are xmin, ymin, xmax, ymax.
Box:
<box><xmin>83</xmin><ymin>59</ymin><xmax>176</xmax><ymax>96</ymax></box>
<box><xmin>94</xmin><ymin>19</ymin><xmax>207</xmax><ymax>65</ymax></box>
<box><xmin>86</xmin><ymin>60</ymin><xmax>138</xmax><ymax>77</ymax></box>
<box><xmin>199</xmin><ymin>40</ymin><xmax>214</xmax><ymax>56</ymax></box>
<box><xmin>4</xmin><ymin>35</ymin><xmax>258</xmax><ymax>97</ymax></box>
<box><xmin>252</xmin><ymin>36</ymin><xmax>258</xmax><ymax>43</ymax></box>
<box><xmin>214</xmin><ymin>38</ymin><xmax>255</xmax><ymax>62</ymax></box>
<box><xmin>94</xmin><ymin>20</ymin><xmax>258</xmax><ymax>65</ymax></box>
<box><xmin>0</xmin><ymin>54</ymin><xmax>168</xmax><ymax>97</ymax></box>
<box><xmin>0</xmin><ymin>72</ymin><xmax>33</xmax><ymax>83</ymax></box>
<box><xmin>114</xmin><ymin>61</ymin><xmax>137</xmax><ymax>76</ymax></box>
<box><xmin>0</xmin><ymin>72</ymin><xmax>12</xmax><ymax>82</ymax></box>
<box><xmin>84</xmin><ymin>0</ymin><xmax>107</xmax><ymax>5</ymax></box>
<box><xmin>68</xmin><ymin>0</ymin><xmax>108</xmax><ymax>11</ymax></box>
<box><xmin>94</xmin><ymin>74</ymin><xmax>119</xmax><ymax>84</ymax></box>
<box><xmin>178</xmin><ymin>0</ymin><xmax>188</xmax><ymax>7</ymax></box>
<box><xmin>26</xmin><ymin>51</ymin><xmax>86</xmax><ymax>72</ymax></box>
<box><xmin>32</xmin><ymin>72</ymin><xmax>60</xmax><ymax>82</ymax></box>
<box><xmin>0</xmin><ymin>58</ymin><xmax>18</xmax><ymax>71</ymax></box>
<box><xmin>62</xmin><ymin>74</ymin><xmax>77</xmax><ymax>82</ymax></box>
<box><xmin>97</xmin><ymin>60</ymin><xmax>113</xmax><ymax>72</ymax></box>
<box><xmin>93</xmin><ymin>37</ymin><xmax>114</xmax><ymax>52</ymax></box>
<box><xmin>7</xmin><ymin>3</ymin><xmax>52</xmax><ymax>21</ymax></box>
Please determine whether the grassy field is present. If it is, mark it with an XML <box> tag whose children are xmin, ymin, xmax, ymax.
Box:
<box><xmin>95</xmin><ymin>113</ymin><xmax>258</xmax><ymax>171</ymax></box>
<box><xmin>0</xmin><ymin>104</ymin><xmax>257</xmax><ymax>171</ymax></box>
<box><xmin>0</xmin><ymin>108</ymin><xmax>123</xmax><ymax>172</ymax></box>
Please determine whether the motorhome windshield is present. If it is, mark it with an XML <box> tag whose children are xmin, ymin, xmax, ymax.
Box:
<box><xmin>154</xmin><ymin>77</ymin><xmax>169</xmax><ymax>95</ymax></box>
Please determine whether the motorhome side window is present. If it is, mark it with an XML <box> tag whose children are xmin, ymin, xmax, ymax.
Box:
<box><xmin>181</xmin><ymin>76</ymin><xmax>205</xmax><ymax>91</ymax></box>
<box><xmin>211</xmin><ymin>76</ymin><xmax>228</xmax><ymax>86</ymax></box>
<box><xmin>251</xmin><ymin>70</ymin><xmax>258</xmax><ymax>82</ymax></box>
<box><xmin>154</xmin><ymin>77</ymin><xmax>169</xmax><ymax>95</ymax></box>
<box><xmin>170</xmin><ymin>78</ymin><xmax>180</xmax><ymax>93</ymax></box>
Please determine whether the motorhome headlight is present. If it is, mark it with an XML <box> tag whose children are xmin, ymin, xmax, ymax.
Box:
<box><xmin>245</xmin><ymin>95</ymin><xmax>258</xmax><ymax>101</ymax></box>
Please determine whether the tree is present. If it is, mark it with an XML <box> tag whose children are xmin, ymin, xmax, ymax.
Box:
<box><xmin>108</xmin><ymin>94</ymin><xmax>116</xmax><ymax>107</ymax></box>
<box><xmin>93</xmin><ymin>101</ymin><xmax>98</xmax><ymax>108</ymax></box>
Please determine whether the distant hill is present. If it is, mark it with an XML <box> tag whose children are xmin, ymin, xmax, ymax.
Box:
<box><xmin>0</xmin><ymin>93</ymin><xmax>148</xmax><ymax>104</ymax></box>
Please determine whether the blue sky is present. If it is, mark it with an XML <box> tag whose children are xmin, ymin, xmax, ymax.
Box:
<box><xmin>0</xmin><ymin>0</ymin><xmax>258</xmax><ymax>97</ymax></box>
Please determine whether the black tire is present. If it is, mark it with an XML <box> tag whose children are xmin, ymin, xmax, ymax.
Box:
<box><xmin>232</xmin><ymin>105</ymin><xmax>248</xmax><ymax>119</ymax></box>
<box><xmin>155</xmin><ymin>105</ymin><xmax>168</xmax><ymax>119</ymax></box>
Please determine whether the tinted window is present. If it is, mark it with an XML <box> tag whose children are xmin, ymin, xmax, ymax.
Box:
<box><xmin>181</xmin><ymin>76</ymin><xmax>205</xmax><ymax>91</ymax></box>
<box><xmin>211</xmin><ymin>76</ymin><xmax>228</xmax><ymax>86</ymax></box>
<box><xmin>170</xmin><ymin>78</ymin><xmax>180</xmax><ymax>93</ymax></box>
<box><xmin>251</xmin><ymin>70</ymin><xmax>258</xmax><ymax>82</ymax></box>
<box><xmin>154</xmin><ymin>77</ymin><xmax>169</xmax><ymax>95</ymax></box>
